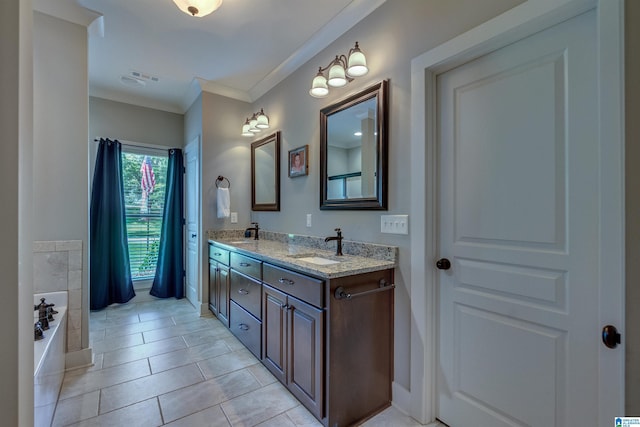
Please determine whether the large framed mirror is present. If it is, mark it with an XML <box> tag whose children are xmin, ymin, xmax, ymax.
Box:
<box><xmin>320</xmin><ymin>80</ymin><xmax>388</xmax><ymax>210</ymax></box>
<box><xmin>251</xmin><ymin>131</ymin><xmax>280</xmax><ymax>211</ymax></box>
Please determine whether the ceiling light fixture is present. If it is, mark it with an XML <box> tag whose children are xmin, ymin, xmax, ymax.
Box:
<box><xmin>309</xmin><ymin>42</ymin><xmax>369</xmax><ymax>98</ymax></box>
<box><xmin>241</xmin><ymin>109</ymin><xmax>270</xmax><ymax>137</ymax></box>
<box><xmin>172</xmin><ymin>0</ymin><xmax>223</xmax><ymax>17</ymax></box>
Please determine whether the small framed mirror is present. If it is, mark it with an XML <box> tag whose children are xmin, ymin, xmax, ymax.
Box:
<box><xmin>320</xmin><ymin>80</ymin><xmax>388</xmax><ymax>210</ymax></box>
<box><xmin>251</xmin><ymin>131</ymin><xmax>280</xmax><ymax>211</ymax></box>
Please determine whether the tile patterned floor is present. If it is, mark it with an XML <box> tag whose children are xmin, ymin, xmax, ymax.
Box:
<box><xmin>52</xmin><ymin>292</ymin><xmax>429</xmax><ymax>427</ymax></box>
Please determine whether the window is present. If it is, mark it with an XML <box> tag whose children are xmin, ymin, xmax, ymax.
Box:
<box><xmin>121</xmin><ymin>147</ymin><xmax>168</xmax><ymax>281</ymax></box>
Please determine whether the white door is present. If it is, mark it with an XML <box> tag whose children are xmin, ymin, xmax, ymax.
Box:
<box><xmin>184</xmin><ymin>138</ymin><xmax>200</xmax><ymax>307</ymax></box>
<box><xmin>438</xmin><ymin>11</ymin><xmax>604</xmax><ymax>426</ymax></box>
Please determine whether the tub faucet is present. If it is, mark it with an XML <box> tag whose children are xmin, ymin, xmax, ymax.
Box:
<box><xmin>325</xmin><ymin>228</ymin><xmax>343</xmax><ymax>256</ymax></box>
<box><xmin>34</xmin><ymin>298</ymin><xmax>50</xmax><ymax>330</ymax></box>
<box><xmin>245</xmin><ymin>222</ymin><xmax>260</xmax><ymax>240</ymax></box>
<box><xmin>34</xmin><ymin>322</ymin><xmax>44</xmax><ymax>341</ymax></box>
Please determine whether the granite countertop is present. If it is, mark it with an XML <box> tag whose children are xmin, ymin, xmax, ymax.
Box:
<box><xmin>207</xmin><ymin>230</ymin><xmax>397</xmax><ymax>279</ymax></box>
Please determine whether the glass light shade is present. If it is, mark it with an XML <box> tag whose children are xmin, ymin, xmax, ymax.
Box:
<box><xmin>249</xmin><ymin>115</ymin><xmax>260</xmax><ymax>133</ymax></box>
<box><xmin>256</xmin><ymin>109</ymin><xmax>270</xmax><ymax>129</ymax></box>
<box><xmin>173</xmin><ymin>0</ymin><xmax>223</xmax><ymax>17</ymax></box>
<box><xmin>309</xmin><ymin>72</ymin><xmax>329</xmax><ymax>98</ymax></box>
<box><xmin>347</xmin><ymin>50</ymin><xmax>368</xmax><ymax>77</ymax></box>
<box><xmin>327</xmin><ymin>59</ymin><xmax>347</xmax><ymax>87</ymax></box>
<box><xmin>241</xmin><ymin>119</ymin><xmax>253</xmax><ymax>137</ymax></box>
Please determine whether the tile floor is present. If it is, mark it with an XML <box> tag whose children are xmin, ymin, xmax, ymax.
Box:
<box><xmin>52</xmin><ymin>292</ymin><xmax>429</xmax><ymax>427</ymax></box>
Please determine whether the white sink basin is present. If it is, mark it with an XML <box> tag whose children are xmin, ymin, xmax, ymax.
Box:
<box><xmin>297</xmin><ymin>256</ymin><xmax>340</xmax><ymax>266</ymax></box>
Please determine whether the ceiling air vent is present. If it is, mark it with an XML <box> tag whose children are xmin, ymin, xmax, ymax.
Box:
<box><xmin>120</xmin><ymin>75</ymin><xmax>146</xmax><ymax>87</ymax></box>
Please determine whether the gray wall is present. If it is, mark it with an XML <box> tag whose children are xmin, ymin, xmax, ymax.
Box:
<box><xmin>33</xmin><ymin>11</ymin><xmax>90</xmax><ymax>353</ymax></box>
<box><xmin>89</xmin><ymin>97</ymin><xmax>184</xmax><ymax>147</ymax></box>
<box><xmin>239</xmin><ymin>0</ymin><xmax>523</xmax><ymax>391</ymax></box>
<box><xmin>1</xmin><ymin>0</ymin><xmax>34</xmax><ymax>424</ymax></box>
<box><xmin>190</xmin><ymin>92</ymin><xmax>252</xmax><ymax>306</ymax></box>
<box><xmin>626</xmin><ymin>0</ymin><xmax>640</xmax><ymax>415</ymax></box>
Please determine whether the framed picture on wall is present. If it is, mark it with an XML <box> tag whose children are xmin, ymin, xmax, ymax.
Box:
<box><xmin>288</xmin><ymin>145</ymin><xmax>308</xmax><ymax>178</ymax></box>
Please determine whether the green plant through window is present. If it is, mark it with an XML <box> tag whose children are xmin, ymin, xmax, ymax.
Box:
<box><xmin>122</xmin><ymin>150</ymin><xmax>168</xmax><ymax>280</ymax></box>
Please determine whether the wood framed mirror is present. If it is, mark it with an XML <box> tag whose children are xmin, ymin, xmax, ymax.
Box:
<box><xmin>251</xmin><ymin>131</ymin><xmax>280</xmax><ymax>211</ymax></box>
<box><xmin>320</xmin><ymin>80</ymin><xmax>388</xmax><ymax>210</ymax></box>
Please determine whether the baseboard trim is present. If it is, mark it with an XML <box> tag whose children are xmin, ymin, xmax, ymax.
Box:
<box><xmin>391</xmin><ymin>381</ymin><xmax>411</xmax><ymax>415</ymax></box>
<box><xmin>65</xmin><ymin>347</ymin><xmax>93</xmax><ymax>371</ymax></box>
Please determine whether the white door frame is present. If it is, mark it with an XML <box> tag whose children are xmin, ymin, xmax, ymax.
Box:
<box><xmin>408</xmin><ymin>0</ymin><xmax>625</xmax><ymax>425</ymax></box>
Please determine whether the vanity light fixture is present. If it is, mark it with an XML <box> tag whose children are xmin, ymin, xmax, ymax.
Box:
<box><xmin>241</xmin><ymin>108</ymin><xmax>270</xmax><ymax>137</ymax></box>
<box><xmin>309</xmin><ymin>42</ymin><xmax>369</xmax><ymax>98</ymax></box>
<box><xmin>172</xmin><ymin>0</ymin><xmax>223</xmax><ymax>17</ymax></box>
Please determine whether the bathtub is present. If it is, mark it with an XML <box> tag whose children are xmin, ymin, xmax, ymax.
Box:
<box><xmin>34</xmin><ymin>291</ymin><xmax>67</xmax><ymax>427</ymax></box>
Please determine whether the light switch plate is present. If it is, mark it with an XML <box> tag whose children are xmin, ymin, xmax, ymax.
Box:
<box><xmin>381</xmin><ymin>214</ymin><xmax>409</xmax><ymax>234</ymax></box>
<box><xmin>306</xmin><ymin>214</ymin><xmax>312</xmax><ymax>227</ymax></box>
<box><xmin>230</xmin><ymin>212</ymin><xmax>238</xmax><ymax>223</ymax></box>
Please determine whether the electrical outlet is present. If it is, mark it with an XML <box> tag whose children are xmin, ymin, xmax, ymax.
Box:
<box><xmin>230</xmin><ymin>212</ymin><xmax>238</xmax><ymax>223</ymax></box>
<box><xmin>306</xmin><ymin>214</ymin><xmax>312</xmax><ymax>227</ymax></box>
<box><xmin>381</xmin><ymin>215</ymin><xmax>409</xmax><ymax>234</ymax></box>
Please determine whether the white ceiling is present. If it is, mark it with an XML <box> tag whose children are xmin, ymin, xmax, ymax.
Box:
<box><xmin>36</xmin><ymin>0</ymin><xmax>387</xmax><ymax>113</ymax></box>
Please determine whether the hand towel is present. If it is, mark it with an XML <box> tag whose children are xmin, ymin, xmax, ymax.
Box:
<box><xmin>217</xmin><ymin>187</ymin><xmax>230</xmax><ymax>218</ymax></box>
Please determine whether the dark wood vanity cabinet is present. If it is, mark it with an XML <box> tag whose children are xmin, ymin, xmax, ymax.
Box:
<box><xmin>228</xmin><ymin>252</ymin><xmax>263</xmax><ymax>359</ymax></box>
<box><xmin>208</xmin><ymin>242</ymin><xmax>394</xmax><ymax>427</ymax></box>
<box><xmin>262</xmin><ymin>284</ymin><xmax>324</xmax><ymax>420</ymax></box>
<box><xmin>208</xmin><ymin>246</ymin><xmax>230</xmax><ymax>327</ymax></box>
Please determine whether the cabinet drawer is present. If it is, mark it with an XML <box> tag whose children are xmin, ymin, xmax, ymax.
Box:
<box><xmin>230</xmin><ymin>252</ymin><xmax>262</xmax><ymax>280</ymax></box>
<box><xmin>263</xmin><ymin>263</ymin><xmax>324</xmax><ymax>308</ymax></box>
<box><xmin>209</xmin><ymin>245</ymin><xmax>230</xmax><ymax>266</ymax></box>
<box><xmin>230</xmin><ymin>270</ymin><xmax>262</xmax><ymax>320</ymax></box>
<box><xmin>229</xmin><ymin>301</ymin><xmax>261</xmax><ymax>359</ymax></box>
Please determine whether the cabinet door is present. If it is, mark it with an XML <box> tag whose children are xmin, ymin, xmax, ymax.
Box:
<box><xmin>288</xmin><ymin>296</ymin><xmax>324</xmax><ymax>420</ymax></box>
<box><xmin>208</xmin><ymin>261</ymin><xmax>218</xmax><ymax>316</ymax></box>
<box><xmin>217</xmin><ymin>264</ymin><xmax>230</xmax><ymax>327</ymax></box>
<box><xmin>262</xmin><ymin>285</ymin><xmax>287</xmax><ymax>383</ymax></box>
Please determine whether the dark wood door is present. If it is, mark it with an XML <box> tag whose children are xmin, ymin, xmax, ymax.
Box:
<box><xmin>262</xmin><ymin>284</ymin><xmax>287</xmax><ymax>383</ymax></box>
<box><xmin>217</xmin><ymin>264</ymin><xmax>230</xmax><ymax>327</ymax></box>
<box><xmin>208</xmin><ymin>261</ymin><xmax>218</xmax><ymax>316</ymax></box>
<box><xmin>288</xmin><ymin>295</ymin><xmax>324</xmax><ymax>420</ymax></box>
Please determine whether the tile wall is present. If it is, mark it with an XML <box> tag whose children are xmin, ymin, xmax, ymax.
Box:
<box><xmin>34</xmin><ymin>240</ymin><xmax>83</xmax><ymax>352</ymax></box>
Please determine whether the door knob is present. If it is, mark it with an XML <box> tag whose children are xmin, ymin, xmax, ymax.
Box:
<box><xmin>602</xmin><ymin>325</ymin><xmax>621</xmax><ymax>349</ymax></box>
<box><xmin>436</xmin><ymin>258</ymin><xmax>451</xmax><ymax>270</ymax></box>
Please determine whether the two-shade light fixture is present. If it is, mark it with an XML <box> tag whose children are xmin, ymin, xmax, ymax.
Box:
<box><xmin>172</xmin><ymin>0</ymin><xmax>223</xmax><ymax>17</ymax></box>
<box><xmin>241</xmin><ymin>109</ymin><xmax>270</xmax><ymax>137</ymax></box>
<box><xmin>309</xmin><ymin>42</ymin><xmax>369</xmax><ymax>98</ymax></box>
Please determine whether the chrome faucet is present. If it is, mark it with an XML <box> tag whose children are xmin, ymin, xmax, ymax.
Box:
<box><xmin>325</xmin><ymin>228</ymin><xmax>343</xmax><ymax>256</ymax></box>
<box><xmin>245</xmin><ymin>222</ymin><xmax>260</xmax><ymax>240</ymax></box>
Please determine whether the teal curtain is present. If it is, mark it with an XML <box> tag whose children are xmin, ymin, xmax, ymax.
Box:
<box><xmin>150</xmin><ymin>148</ymin><xmax>184</xmax><ymax>299</ymax></box>
<box><xmin>90</xmin><ymin>139</ymin><xmax>136</xmax><ymax>310</ymax></box>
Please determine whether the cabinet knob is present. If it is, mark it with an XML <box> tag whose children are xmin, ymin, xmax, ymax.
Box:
<box><xmin>238</xmin><ymin>323</ymin><xmax>249</xmax><ymax>331</ymax></box>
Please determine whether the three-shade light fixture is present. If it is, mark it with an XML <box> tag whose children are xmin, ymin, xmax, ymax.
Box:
<box><xmin>241</xmin><ymin>109</ymin><xmax>270</xmax><ymax>137</ymax></box>
<box><xmin>309</xmin><ymin>42</ymin><xmax>369</xmax><ymax>98</ymax></box>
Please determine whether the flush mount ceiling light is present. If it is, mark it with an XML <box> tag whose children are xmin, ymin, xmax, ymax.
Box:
<box><xmin>172</xmin><ymin>0</ymin><xmax>223</xmax><ymax>17</ymax></box>
<box><xmin>241</xmin><ymin>109</ymin><xmax>270</xmax><ymax>137</ymax></box>
<box><xmin>309</xmin><ymin>42</ymin><xmax>369</xmax><ymax>98</ymax></box>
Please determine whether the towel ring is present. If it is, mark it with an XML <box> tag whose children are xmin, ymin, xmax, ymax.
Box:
<box><xmin>216</xmin><ymin>176</ymin><xmax>230</xmax><ymax>189</ymax></box>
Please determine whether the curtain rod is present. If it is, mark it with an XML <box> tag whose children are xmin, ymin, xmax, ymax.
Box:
<box><xmin>93</xmin><ymin>137</ymin><xmax>173</xmax><ymax>153</ymax></box>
